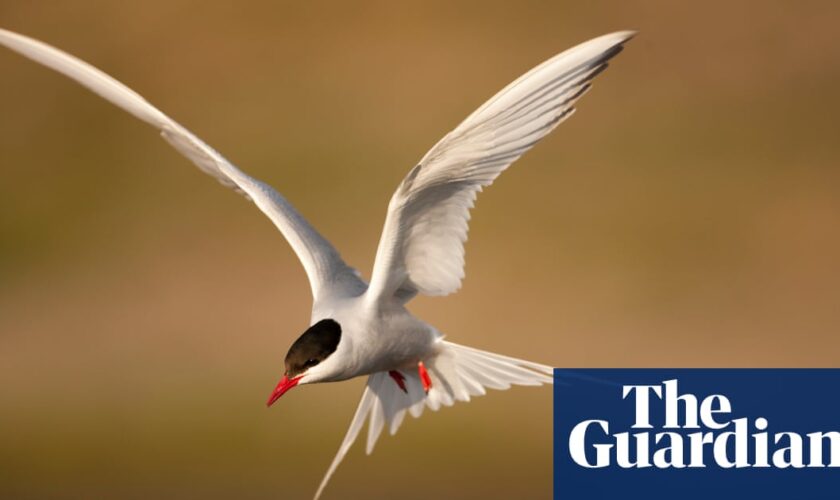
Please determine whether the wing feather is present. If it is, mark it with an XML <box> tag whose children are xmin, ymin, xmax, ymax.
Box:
<box><xmin>0</xmin><ymin>28</ymin><xmax>365</xmax><ymax>301</ymax></box>
<box><xmin>367</xmin><ymin>31</ymin><xmax>634</xmax><ymax>302</ymax></box>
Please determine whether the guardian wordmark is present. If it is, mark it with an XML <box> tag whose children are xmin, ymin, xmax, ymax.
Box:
<box><xmin>569</xmin><ymin>379</ymin><xmax>840</xmax><ymax>469</ymax></box>
<box><xmin>554</xmin><ymin>369</ymin><xmax>840</xmax><ymax>500</ymax></box>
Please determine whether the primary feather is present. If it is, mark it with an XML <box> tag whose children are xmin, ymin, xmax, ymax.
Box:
<box><xmin>0</xmin><ymin>28</ymin><xmax>365</xmax><ymax>302</ymax></box>
<box><xmin>367</xmin><ymin>31</ymin><xmax>635</xmax><ymax>302</ymax></box>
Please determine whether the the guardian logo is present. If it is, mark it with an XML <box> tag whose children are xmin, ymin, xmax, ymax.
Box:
<box><xmin>569</xmin><ymin>379</ymin><xmax>840</xmax><ymax>469</ymax></box>
<box><xmin>554</xmin><ymin>369</ymin><xmax>840</xmax><ymax>500</ymax></box>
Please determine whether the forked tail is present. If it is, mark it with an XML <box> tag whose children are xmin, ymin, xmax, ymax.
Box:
<box><xmin>314</xmin><ymin>340</ymin><xmax>553</xmax><ymax>499</ymax></box>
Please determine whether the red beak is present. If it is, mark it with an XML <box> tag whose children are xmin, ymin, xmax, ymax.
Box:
<box><xmin>266</xmin><ymin>374</ymin><xmax>302</xmax><ymax>407</ymax></box>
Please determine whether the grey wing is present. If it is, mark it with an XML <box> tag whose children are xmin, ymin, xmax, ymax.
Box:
<box><xmin>366</xmin><ymin>31</ymin><xmax>634</xmax><ymax>303</ymax></box>
<box><xmin>0</xmin><ymin>28</ymin><xmax>366</xmax><ymax>301</ymax></box>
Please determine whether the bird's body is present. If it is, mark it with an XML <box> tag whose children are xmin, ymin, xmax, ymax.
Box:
<box><xmin>0</xmin><ymin>27</ymin><xmax>633</xmax><ymax>498</ymax></box>
<box><xmin>311</xmin><ymin>295</ymin><xmax>439</xmax><ymax>382</ymax></box>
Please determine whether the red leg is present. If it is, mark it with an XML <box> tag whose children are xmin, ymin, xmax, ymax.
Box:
<box><xmin>388</xmin><ymin>370</ymin><xmax>407</xmax><ymax>393</ymax></box>
<box><xmin>418</xmin><ymin>361</ymin><xmax>432</xmax><ymax>394</ymax></box>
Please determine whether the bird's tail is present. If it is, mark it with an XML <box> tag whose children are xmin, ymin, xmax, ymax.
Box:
<box><xmin>418</xmin><ymin>340</ymin><xmax>554</xmax><ymax>409</ymax></box>
<box><xmin>313</xmin><ymin>340</ymin><xmax>552</xmax><ymax>499</ymax></box>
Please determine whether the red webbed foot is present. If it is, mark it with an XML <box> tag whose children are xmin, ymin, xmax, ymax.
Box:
<box><xmin>388</xmin><ymin>370</ymin><xmax>407</xmax><ymax>393</ymax></box>
<box><xmin>418</xmin><ymin>361</ymin><xmax>432</xmax><ymax>394</ymax></box>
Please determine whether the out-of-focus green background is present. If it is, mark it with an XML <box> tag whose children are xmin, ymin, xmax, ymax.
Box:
<box><xmin>1</xmin><ymin>2</ymin><xmax>838</xmax><ymax>498</ymax></box>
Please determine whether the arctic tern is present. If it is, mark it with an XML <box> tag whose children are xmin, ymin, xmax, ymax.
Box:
<box><xmin>0</xmin><ymin>28</ymin><xmax>633</xmax><ymax>498</ymax></box>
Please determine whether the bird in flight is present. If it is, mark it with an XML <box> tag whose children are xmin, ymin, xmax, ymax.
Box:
<box><xmin>0</xmin><ymin>28</ymin><xmax>633</xmax><ymax>498</ymax></box>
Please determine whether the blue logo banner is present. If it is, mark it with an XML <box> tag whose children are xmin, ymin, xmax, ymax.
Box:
<box><xmin>554</xmin><ymin>369</ymin><xmax>840</xmax><ymax>499</ymax></box>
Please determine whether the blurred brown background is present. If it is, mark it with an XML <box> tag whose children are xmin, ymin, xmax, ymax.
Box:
<box><xmin>1</xmin><ymin>1</ymin><xmax>838</xmax><ymax>498</ymax></box>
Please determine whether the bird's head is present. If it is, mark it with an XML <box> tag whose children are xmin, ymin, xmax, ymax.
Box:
<box><xmin>266</xmin><ymin>318</ymin><xmax>342</xmax><ymax>407</ymax></box>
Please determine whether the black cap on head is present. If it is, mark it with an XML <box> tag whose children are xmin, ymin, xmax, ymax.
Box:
<box><xmin>284</xmin><ymin>319</ymin><xmax>342</xmax><ymax>377</ymax></box>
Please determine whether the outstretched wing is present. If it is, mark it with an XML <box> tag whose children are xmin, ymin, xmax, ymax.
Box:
<box><xmin>0</xmin><ymin>28</ymin><xmax>365</xmax><ymax>302</ymax></box>
<box><xmin>314</xmin><ymin>341</ymin><xmax>554</xmax><ymax>499</ymax></box>
<box><xmin>366</xmin><ymin>31</ymin><xmax>634</xmax><ymax>303</ymax></box>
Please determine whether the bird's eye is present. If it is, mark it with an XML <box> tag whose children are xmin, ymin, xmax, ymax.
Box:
<box><xmin>304</xmin><ymin>358</ymin><xmax>320</xmax><ymax>368</ymax></box>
